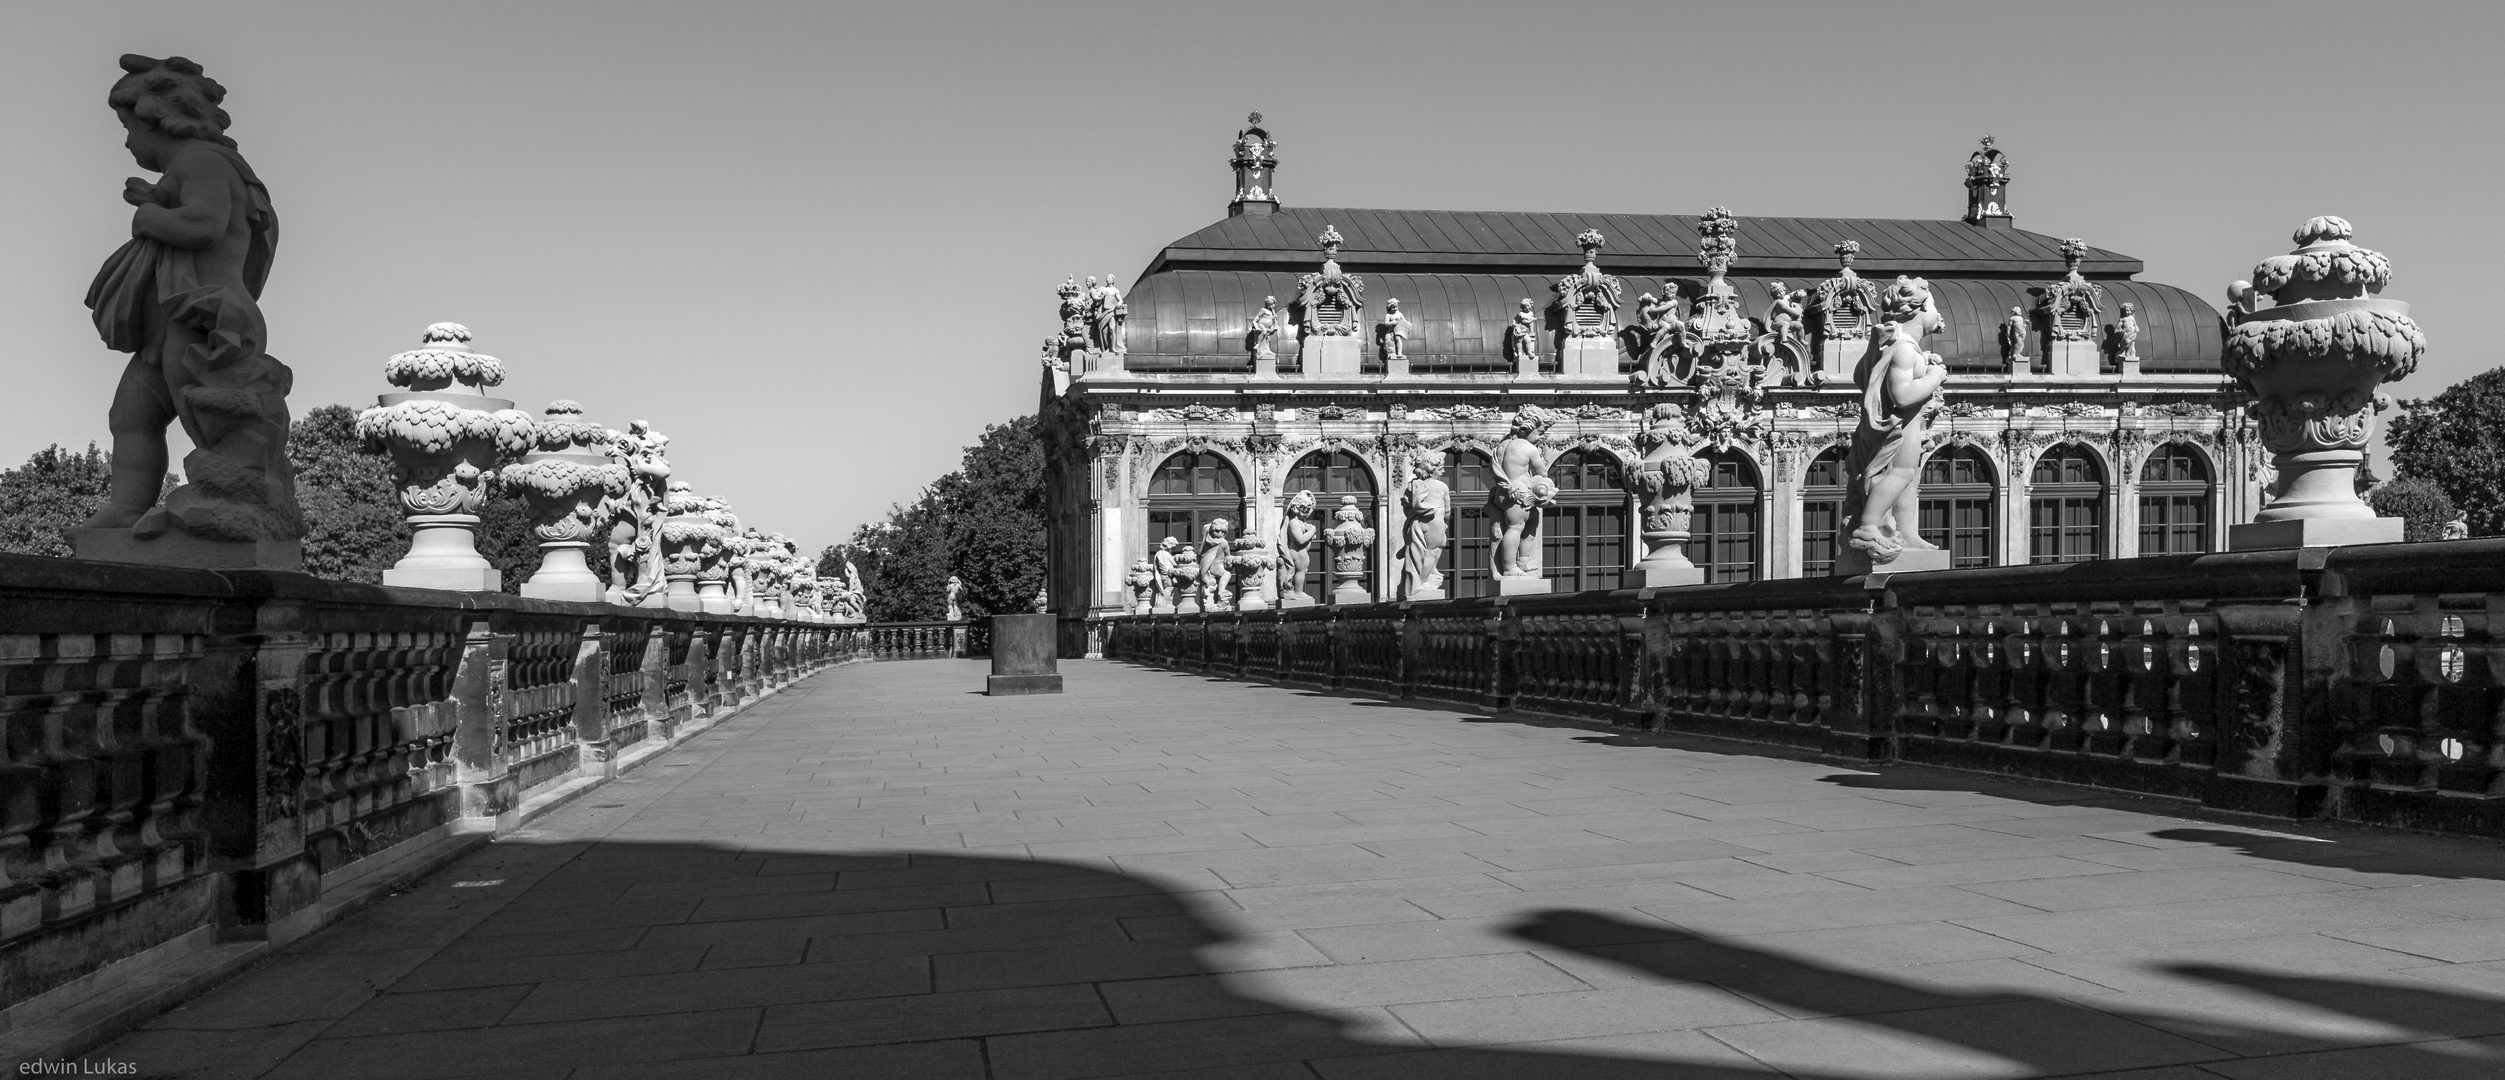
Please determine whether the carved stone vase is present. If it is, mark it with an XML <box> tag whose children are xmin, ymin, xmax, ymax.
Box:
<box><xmin>695</xmin><ymin>505</ymin><xmax>743</xmax><ymax>615</ymax></box>
<box><xmin>1171</xmin><ymin>550</ymin><xmax>1202</xmax><ymax>614</ymax></box>
<box><xmin>502</xmin><ymin>402</ymin><xmax>630</xmax><ymax>602</ymax></box>
<box><xmin>2223</xmin><ymin>217</ymin><xmax>2425</xmax><ymax>550</ymax></box>
<box><xmin>1626</xmin><ymin>405</ymin><xmax>1706</xmax><ymax>587</ymax></box>
<box><xmin>655</xmin><ymin>485</ymin><xmax>723</xmax><ymax>613</ymax></box>
<box><xmin>1126</xmin><ymin>559</ymin><xmax>1158</xmax><ymax>614</ymax></box>
<box><xmin>1225</xmin><ymin>538</ymin><xmax>1275</xmax><ymax>612</ymax></box>
<box><xmin>356</xmin><ymin>324</ymin><xmax>534</xmax><ymax>591</ymax></box>
<box><xmin>1323</xmin><ymin>495</ymin><xmax>1376</xmax><ymax>605</ymax></box>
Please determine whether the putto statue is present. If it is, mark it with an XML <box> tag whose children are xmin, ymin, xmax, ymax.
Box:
<box><xmin>1375</xmin><ymin>298</ymin><xmax>1414</xmax><ymax>362</ymax></box>
<box><xmin>2105</xmin><ymin>301</ymin><xmax>2141</xmax><ymax>371</ymax></box>
<box><xmin>1154</xmin><ymin>535</ymin><xmax>1190</xmax><ymax>612</ymax></box>
<box><xmin>1999</xmin><ymin>306</ymin><xmax>2030</xmax><ymax>370</ymax></box>
<box><xmin>1249</xmin><ymin>295</ymin><xmax>1280</xmax><ymax>361</ymax></box>
<box><xmin>1275</xmin><ymin>489</ymin><xmax>1319</xmax><ymax>605</ymax></box>
<box><xmin>604</xmin><ymin>419</ymin><xmax>672</xmax><ymax>606</ymax></box>
<box><xmin>1503</xmin><ymin>298</ymin><xmax>1540</xmax><ymax>370</ymax></box>
<box><xmin>1089</xmin><ymin>273</ymin><xmax>1127</xmax><ymax>355</ymax></box>
<box><xmin>78</xmin><ymin>55</ymin><xmax>303</xmax><ymax>566</ymax></box>
<box><xmin>1632</xmin><ymin>286</ymin><xmax>1681</xmax><ymax>386</ymax></box>
<box><xmin>1835</xmin><ymin>277</ymin><xmax>1951</xmax><ymax>572</ymax></box>
<box><xmin>1489</xmin><ymin>407</ymin><xmax>1557</xmax><ymax>591</ymax></box>
<box><xmin>1397</xmin><ymin>448</ymin><xmax>1450</xmax><ymax>601</ymax></box>
<box><xmin>1197</xmin><ymin>519</ymin><xmax>1232</xmax><ymax>611</ymax></box>
<box><xmin>945</xmin><ymin>573</ymin><xmax>964</xmax><ymax>621</ymax></box>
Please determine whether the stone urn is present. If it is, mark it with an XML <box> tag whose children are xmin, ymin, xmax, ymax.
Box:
<box><xmin>1225</xmin><ymin>537</ymin><xmax>1276</xmax><ymax>612</ymax></box>
<box><xmin>655</xmin><ymin>482</ymin><xmax>723</xmax><ymax>612</ymax></box>
<box><xmin>502</xmin><ymin>402</ymin><xmax>630</xmax><ymax>602</ymax></box>
<box><xmin>1126</xmin><ymin>558</ymin><xmax>1157</xmax><ymax>614</ymax></box>
<box><xmin>2224</xmin><ymin>217</ymin><xmax>2427</xmax><ymax>550</ymax></box>
<box><xmin>1323</xmin><ymin>495</ymin><xmax>1376</xmax><ymax>605</ymax></box>
<box><xmin>694</xmin><ymin>499</ymin><xmax>743</xmax><ymax>614</ymax></box>
<box><xmin>1627</xmin><ymin>405</ymin><xmax>1708</xmax><ymax>587</ymax></box>
<box><xmin>1170</xmin><ymin>547</ymin><xmax>1202</xmax><ymax>614</ymax></box>
<box><xmin>356</xmin><ymin>323</ymin><xmax>534</xmax><ymax>591</ymax></box>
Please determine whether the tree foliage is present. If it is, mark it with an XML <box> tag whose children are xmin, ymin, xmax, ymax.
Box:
<box><xmin>0</xmin><ymin>444</ymin><xmax>117</xmax><ymax>557</ymax></box>
<box><xmin>2366</xmin><ymin>476</ymin><xmax>2461</xmax><ymax>542</ymax></box>
<box><xmin>2387</xmin><ymin>366</ymin><xmax>2505</xmax><ymax>537</ymax></box>
<box><xmin>832</xmin><ymin>417</ymin><xmax>1044</xmax><ymax>621</ymax></box>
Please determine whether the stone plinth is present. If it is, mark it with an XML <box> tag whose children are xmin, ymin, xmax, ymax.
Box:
<box><xmin>2046</xmin><ymin>337</ymin><xmax>2100</xmax><ymax>377</ymax></box>
<box><xmin>1812</xmin><ymin>339</ymin><xmax>1858</xmax><ymax>387</ymax></box>
<box><xmin>987</xmin><ymin>613</ymin><xmax>1063</xmax><ymax>695</ymax></box>
<box><xmin>1301</xmin><ymin>335</ymin><xmax>1362</xmax><ymax>376</ymax></box>
<box><xmin>384</xmin><ymin>515</ymin><xmax>503</xmax><ymax>590</ymax></box>
<box><xmin>70</xmin><ymin>529</ymin><xmax>302</xmax><ymax>571</ymax></box>
<box><xmin>1832</xmin><ymin>546</ymin><xmax>1953</xmax><ymax>576</ymax></box>
<box><xmin>1639</xmin><ymin>566</ymin><xmax>1705</xmax><ymax>588</ymax></box>
<box><xmin>2230</xmin><ymin>518</ymin><xmax>2404</xmax><ymax>550</ymax></box>
<box><xmin>1559</xmin><ymin>338</ymin><xmax>1619</xmax><ymax>378</ymax></box>
<box><xmin>1497</xmin><ymin>576</ymin><xmax>1552</xmax><ymax>596</ymax></box>
<box><xmin>1401</xmin><ymin>587</ymin><xmax>1444</xmax><ymax>603</ymax></box>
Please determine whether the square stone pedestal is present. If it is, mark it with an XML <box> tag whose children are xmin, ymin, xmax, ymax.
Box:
<box><xmin>384</xmin><ymin>566</ymin><xmax>502</xmax><ymax>591</ymax></box>
<box><xmin>71</xmin><ymin>527</ymin><xmax>303</xmax><ymax>571</ymax></box>
<box><xmin>1832</xmin><ymin>546</ymin><xmax>1954</xmax><ymax>577</ymax></box>
<box><xmin>1280</xmin><ymin>593</ymin><xmax>1317</xmax><ymax>609</ymax></box>
<box><xmin>1560</xmin><ymin>338</ymin><xmax>1620</xmax><ymax>378</ymax></box>
<box><xmin>1402</xmin><ymin>587</ymin><xmax>1445</xmax><ymax>603</ymax></box>
<box><xmin>1301</xmin><ymin>336</ymin><xmax>1363</xmax><ymax>377</ymax></box>
<box><xmin>987</xmin><ymin>613</ymin><xmax>1062</xmax><ymax>695</ymax></box>
<box><xmin>2046</xmin><ymin>338</ymin><xmax>2101</xmax><ymax>377</ymax></box>
<box><xmin>1497</xmin><ymin>576</ymin><xmax>1552</xmax><ymax>596</ymax></box>
<box><xmin>1639</xmin><ymin>566</ymin><xmax>1705</xmax><ymax>588</ymax></box>
<box><xmin>2230</xmin><ymin>517</ymin><xmax>2405</xmax><ymax>551</ymax></box>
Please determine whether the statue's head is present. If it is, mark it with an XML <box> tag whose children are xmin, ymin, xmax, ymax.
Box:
<box><xmin>1288</xmin><ymin>490</ymin><xmax>1316</xmax><ymax>516</ymax></box>
<box><xmin>1386</xmin><ymin>298</ymin><xmax>1401</xmax><ymax>312</ymax></box>
<box><xmin>2120</xmin><ymin>302</ymin><xmax>2137</xmax><ymax>316</ymax></box>
<box><xmin>1768</xmin><ymin>281</ymin><xmax>1786</xmax><ymax>295</ymax></box>
<box><xmin>1508</xmin><ymin>407</ymin><xmax>1548</xmax><ymax>438</ymax></box>
<box><xmin>1408</xmin><ymin>448</ymin><xmax>1444</xmax><ymax>479</ymax></box>
<box><xmin>1160</xmin><ymin>536</ymin><xmax>1179</xmax><ymax>551</ymax></box>
<box><xmin>1205</xmin><ymin>519</ymin><xmax>1229</xmax><ymax>540</ymax></box>
<box><xmin>1517</xmin><ymin>298</ymin><xmax>1534</xmax><ymax>313</ymax></box>
<box><xmin>1262</xmin><ymin>295</ymin><xmax>1277</xmax><ymax>308</ymax></box>
<box><xmin>110</xmin><ymin>55</ymin><xmax>237</xmax><ymax>158</ymax></box>
<box><xmin>1879</xmin><ymin>277</ymin><xmax>1939</xmax><ymax>334</ymax></box>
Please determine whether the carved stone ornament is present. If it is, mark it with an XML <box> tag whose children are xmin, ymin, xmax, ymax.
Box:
<box><xmin>1417</xmin><ymin>404</ymin><xmax>1501</xmax><ymax>422</ymax></box>
<box><xmin>603</xmin><ymin>419</ymin><xmax>673</xmax><ymax>606</ymax></box>
<box><xmin>1396</xmin><ymin>448</ymin><xmax>1449</xmax><ymax>600</ymax></box>
<box><xmin>2224</xmin><ymin>216</ymin><xmax>2425</xmax><ymax>538</ymax></box>
<box><xmin>656</xmin><ymin>481</ymin><xmax>726</xmax><ymax>612</ymax></box>
<box><xmin>1689</xmin><ymin>359</ymin><xmax>1774</xmax><ymax>451</ymax></box>
<box><xmin>1554</xmin><ymin>229</ymin><xmax>1624</xmax><ymax>338</ymax></box>
<box><xmin>2037</xmin><ymin>239</ymin><xmax>2108</xmax><ymax>341</ymax></box>
<box><xmin>356</xmin><ymin>323</ymin><xmax>535</xmax><ymax>591</ymax></box>
<box><xmin>1295</xmin><ymin>227</ymin><xmax>1366</xmax><ymax>337</ymax></box>
<box><xmin>1808</xmin><ymin>241</ymin><xmax>1879</xmax><ymax>345</ymax></box>
<box><xmin>1322</xmin><ymin>495</ymin><xmax>1376</xmax><ymax>604</ymax></box>
<box><xmin>1147</xmin><ymin>403</ymin><xmax>1235</xmax><ymax>423</ymax></box>
<box><xmin>502</xmin><ymin>401</ymin><xmax>631</xmax><ymax>601</ymax></box>
<box><xmin>1310</xmin><ymin>404</ymin><xmax>1362</xmax><ymax>421</ymax></box>
<box><xmin>1489</xmin><ymin>408</ymin><xmax>1558</xmax><ymax>580</ymax></box>
<box><xmin>74</xmin><ymin>54</ymin><xmax>304</xmax><ymax>565</ymax></box>
<box><xmin>1626</xmin><ymin>405</ymin><xmax>1709</xmax><ymax>585</ymax></box>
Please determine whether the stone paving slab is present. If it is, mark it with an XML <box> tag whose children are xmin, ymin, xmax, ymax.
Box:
<box><xmin>62</xmin><ymin>659</ymin><xmax>2505</xmax><ymax>1078</ymax></box>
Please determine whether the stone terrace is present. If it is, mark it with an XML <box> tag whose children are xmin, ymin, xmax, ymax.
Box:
<box><xmin>85</xmin><ymin>660</ymin><xmax>2505</xmax><ymax>1079</ymax></box>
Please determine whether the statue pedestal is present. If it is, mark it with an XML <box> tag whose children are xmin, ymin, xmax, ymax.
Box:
<box><xmin>1497</xmin><ymin>576</ymin><xmax>1552</xmax><ymax>596</ymax></box>
<box><xmin>1236</xmin><ymin>594</ymin><xmax>1270</xmax><ymax>612</ymax></box>
<box><xmin>2046</xmin><ymin>338</ymin><xmax>2100</xmax><ymax>377</ymax></box>
<box><xmin>1559</xmin><ymin>338</ymin><xmax>1618</xmax><ymax>378</ymax></box>
<box><xmin>1832</xmin><ymin>546</ymin><xmax>1953</xmax><ymax>577</ymax></box>
<box><xmin>1328</xmin><ymin>583</ymin><xmax>1372</xmax><ymax>606</ymax></box>
<box><xmin>1639</xmin><ymin>566</ymin><xmax>1705</xmax><ymax>588</ymax></box>
<box><xmin>1279</xmin><ymin>592</ymin><xmax>1316</xmax><ymax>608</ymax></box>
<box><xmin>381</xmin><ymin>515</ymin><xmax>500</xmax><ymax>592</ymax></box>
<box><xmin>1301</xmin><ymin>336</ymin><xmax>1362</xmax><ymax>377</ymax></box>
<box><xmin>1253</xmin><ymin>352</ymin><xmax>1278</xmax><ymax>378</ymax></box>
<box><xmin>1402</xmin><ymin>587</ymin><xmax>1445</xmax><ymax>603</ymax></box>
<box><xmin>697</xmin><ymin>582</ymin><xmax>734</xmax><ymax>614</ymax></box>
<box><xmin>987</xmin><ymin>614</ymin><xmax>1063</xmax><ymax>695</ymax></box>
<box><xmin>2229</xmin><ymin>517</ymin><xmax>2404</xmax><ymax>551</ymax></box>
<box><xmin>520</xmin><ymin>544</ymin><xmax>603</xmax><ymax>602</ymax></box>
<box><xmin>70</xmin><ymin>528</ymin><xmax>302</xmax><ymax>572</ymax></box>
<box><xmin>1385</xmin><ymin>354</ymin><xmax>1411</xmax><ymax>378</ymax></box>
<box><xmin>1813</xmin><ymin>339</ymin><xmax>1860</xmax><ymax>386</ymax></box>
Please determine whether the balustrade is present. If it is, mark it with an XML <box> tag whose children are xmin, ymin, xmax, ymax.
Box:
<box><xmin>1103</xmin><ymin>538</ymin><xmax>2505</xmax><ymax>841</ymax></box>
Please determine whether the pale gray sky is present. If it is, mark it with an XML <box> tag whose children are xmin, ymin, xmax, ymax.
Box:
<box><xmin>3</xmin><ymin>0</ymin><xmax>2494</xmax><ymax>553</ymax></box>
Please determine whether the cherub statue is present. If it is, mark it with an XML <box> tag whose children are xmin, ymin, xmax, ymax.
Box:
<box><xmin>945</xmin><ymin>574</ymin><xmax>964</xmax><ymax>621</ymax></box>
<box><xmin>1398</xmin><ymin>448</ymin><xmax>1450</xmax><ymax>599</ymax></box>
<box><xmin>1490</xmin><ymin>409</ymin><xmax>1556</xmax><ymax>580</ymax></box>
<box><xmin>1198</xmin><ymin>519</ymin><xmax>1232</xmax><ymax>611</ymax></box>
<box><xmin>1503</xmin><ymin>298</ymin><xmax>1540</xmax><ymax>367</ymax></box>
<box><xmin>1634</xmin><ymin>287</ymin><xmax>1684</xmax><ymax>386</ymax></box>
<box><xmin>1839</xmin><ymin>277</ymin><xmax>1951</xmax><ymax>566</ymax></box>
<box><xmin>1276</xmin><ymin>490</ymin><xmax>1319</xmax><ymax>603</ymax></box>
<box><xmin>2442</xmin><ymin>512</ymin><xmax>2470</xmax><ymax>541</ymax></box>
<box><xmin>1999</xmin><ymin>306</ymin><xmax>2029</xmax><ymax>369</ymax></box>
<box><xmin>2106</xmin><ymin>301</ymin><xmax>2140</xmax><ymax>367</ymax></box>
<box><xmin>1764</xmin><ymin>281</ymin><xmax>1805</xmax><ymax>346</ymax></box>
<box><xmin>1375</xmin><ymin>298</ymin><xmax>1414</xmax><ymax>361</ymax></box>
<box><xmin>1250</xmin><ymin>295</ymin><xmax>1279</xmax><ymax>361</ymax></box>
<box><xmin>1152</xmin><ymin>536</ymin><xmax>1182</xmax><ymax>610</ymax></box>
<box><xmin>81</xmin><ymin>54</ymin><xmax>302</xmax><ymax>552</ymax></box>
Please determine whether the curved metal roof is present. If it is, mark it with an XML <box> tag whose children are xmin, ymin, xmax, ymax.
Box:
<box><xmin>1123</xmin><ymin>270</ymin><xmax>2222</xmax><ymax>373</ymax></box>
<box><xmin>1152</xmin><ymin>207</ymin><xmax>2141</xmax><ymax>278</ymax></box>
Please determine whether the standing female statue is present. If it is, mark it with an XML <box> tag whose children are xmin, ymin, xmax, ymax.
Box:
<box><xmin>1398</xmin><ymin>448</ymin><xmax>1451</xmax><ymax>600</ymax></box>
<box><xmin>1838</xmin><ymin>277</ymin><xmax>1951</xmax><ymax>569</ymax></box>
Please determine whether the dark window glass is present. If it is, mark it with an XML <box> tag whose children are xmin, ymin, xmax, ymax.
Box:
<box><xmin>1800</xmin><ymin>447</ymin><xmax>1849</xmax><ymax>577</ymax></box>
<box><xmin>1918</xmin><ymin>446</ymin><xmax>1997</xmax><ymax>568</ymax></box>
<box><xmin>1144</xmin><ymin>452</ymin><xmax>1245</xmax><ymax>566</ymax></box>
<box><xmin>1445</xmin><ymin>449</ymin><xmax>1497</xmax><ymax>598</ymax></box>
<box><xmin>2028</xmin><ymin>444</ymin><xmax>2106</xmax><ymax>563</ymax></box>
<box><xmin>2137</xmin><ymin>444</ymin><xmax>2213</xmax><ymax>554</ymax></box>
<box><xmin>1692</xmin><ymin>449</ymin><xmax>1760</xmax><ymax>583</ymax></box>
<box><xmin>1541</xmin><ymin>451</ymin><xmax>1631</xmax><ymax>592</ymax></box>
<box><xmin>1281</xmin><ymin>451</ymin><xmax>1377</xmax><ymax>599</ymax></box>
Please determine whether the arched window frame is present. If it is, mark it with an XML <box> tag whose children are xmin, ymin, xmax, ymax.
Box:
<box><xmin>1799</xmin><ymin>445</ymin><xmax>1850</xmax><ymax>578</ymax></box>
<box><xmin>1692</xmin><ymin>448</ymin><xmax>1762</xmax><ymax>583</ymax></box>
<box><xmin>1143</xmin><ymin>450</ymin><xmax>1247</xmax><ymax>565</ymax></box>
<box><xmin>1441</xmin><ymin>447</ymin><xmax>1498</xmax><ymax>599</ymax></box>
<box><xmin>2028</xmin><ymin>441</ymin><xmax>2109</xmax><ymax>564</ymax></box>
<box><xmin>1920</xmin><ymin>445</ymin><xmax>1999</xmax><ymax>569</ymax></box>
<box><xmin>2136</xmin><ymin>441</ymin><xmax>2214</xmax><ymax>555</ymax></box>
<box><xmin>1280</xmin><ymin>448</ymin><xmax>1380</xmax><ymax>600</ymax></box>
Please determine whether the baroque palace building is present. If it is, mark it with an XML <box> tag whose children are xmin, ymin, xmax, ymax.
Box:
<box><xmin>1039</xmin><ymin>116</ymin><xmax>2253</xmax><ymax>620</ymax></box>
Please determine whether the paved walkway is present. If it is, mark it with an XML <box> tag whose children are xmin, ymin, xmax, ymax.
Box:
<box><xmin>86</xmin><ymin>660</ymin><xmax>2505</xmax><ymax>1079</ymax></box>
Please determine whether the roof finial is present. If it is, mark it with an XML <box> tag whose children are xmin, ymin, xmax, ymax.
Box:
<box><xmin>1964</xmin><ymin>135</ymin><xmax>2013</xmax><ymax>227</ymax></box>
<box><xmin>1229</xmin><ymin>113</ymin><xmax>1280</xmax><ymax>217</ymax></box>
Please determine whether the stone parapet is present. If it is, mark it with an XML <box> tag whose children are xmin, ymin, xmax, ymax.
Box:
<box><xmin>1104</xmin><ymin>538</ymin><xmax>2505</xmax><ymax>840</ymax></box>
<box><xmin>0</xmin><ymin>553</ymin><xmax>861</xmax><ymax>1019</ymax></box>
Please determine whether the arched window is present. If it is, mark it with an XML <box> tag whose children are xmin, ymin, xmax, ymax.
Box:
<box><xmin>2138</xmin><ymin>444</ymin><xmax>2213</xmax><ymax>555</ymax></box>
<box><xmin>1919</xmin><ymin>446</ymin><xmax>1998</xmax><ymax>568</ymax></box>
<box><xmin>1692</xmin><ymin>450</ymin><xmax>1761</xmax><ymax>582</ymax></box>
<box><xmin>1145</xmin><ymin>451</ymin><xmax>1244</xmax><ymax>563</ymax></box>
<box><xmin>1282</xmin><ymin>450</ymin><xmax>1376</xmax><ymax>599</ymax></box>
<box><xmin>1542</xmin><ymin>450</ymin><xmax>1628</xmax><ymax>592</ymax></box>
<box><xmin>1444</xmin><ymin>449</ymin><xmax>1497</xmax><ymax>598</ymax></box>
<box><xmin>1799</xmin><ymin>446</ymin><xmax>1850</xmax><ymax>577</ymax></box>
<box><xmin>2029</xmin><ymin>444</ymin><xmax>2107</xmax><ymax>563</ymax></box>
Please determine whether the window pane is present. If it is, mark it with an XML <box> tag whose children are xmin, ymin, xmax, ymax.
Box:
<box><xmin>1802</xmin><ymin>499</ymin><xmax>1840</xmax><ymax>576</ymax></box>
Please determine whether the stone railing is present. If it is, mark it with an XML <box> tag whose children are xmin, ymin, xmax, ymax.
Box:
<box><xmin>865</xmin><ymin>620</ymin><xmax>988</xmax><ymax>660</ymax></box>
<box><xmin>1106</xmin><ymin>540</ymin><xmax>2505</xmax><ymax>840</ymax></box>
<box><xmin>0</xmin><ymin>554</ymin><xmax>858</xmax><ymax>1018</ymax></box>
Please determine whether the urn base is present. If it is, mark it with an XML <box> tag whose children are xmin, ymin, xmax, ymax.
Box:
<box><xmin>1401</xmin><ymin>587</ymin><xmax>1444</xmax><ymax>603</ymax></box>
<box><xmin>383</xmin><ymin>565</ymin><xmax>502</xmax><ymax>591</ymax></box>
<box><xmin>1280</xmin><ymin>592</ymin><xmax>1317</xmax><ymax>608</ymax></box>
<box><xmin>1559</xmin><ymin>337</ymin><xmax>1620</xmax><ymax>379</ymax></box>
<box><xmin>1639</xmin><ymin>565</ymin><xmax>1706</xmax><ymax>588</ymax></box>
<box><xmin>2230</xmin><ymin>516</ymin><xmax>2404</xmax><ymax>551</ymax></box>
<box><xmin>1497</xmin><ymin>576</ymin><xmax>1553</xmax><ymax>596</ymax></box>
<box><xmin>70</xmin><ymin>528</ymin><xmax>302</xmax><ymax>572</ymax></box>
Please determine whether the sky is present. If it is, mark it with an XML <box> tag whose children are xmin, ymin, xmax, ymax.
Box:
<box><xmin>3</xmin><ymin>0</ymin><xmax>2496</xmax><ymax>554</ymax></box>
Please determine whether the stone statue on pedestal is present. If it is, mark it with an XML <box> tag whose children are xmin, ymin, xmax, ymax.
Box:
<box><xmin>1504</xmin><ymin>299</ymin><xmax>1540</xmax><ymax>368</ymax></box>
<box><xmin>1397</xmin><ymin>448</ymin><xmax>1450</xmax><ymax>600</ymax></box>
<box><xmin>1152</xmin><ymin>536</ymin><xmax>1184</xmax><ymax>612</ymax></box>
<box><xmin>945</xmin><ymin>574</ymin><xmax>964</xmax><ymax>621</ymax></box>
<box><xmin>76</xmin><ymin>55</ymin><xmax>304</xmax><ymax>568</ymax></box>
<box><xmin>1375</xmin><ymin>299</ymin><xmax>1413</xmax><ymax>362</ymax></box>
<box><xmin>1837</xmin><ymin>277</ymin><xmax>1951</xmax><ymax>570</ymax></box>
<box><xmin>1633</xmin><ymin>287</ymin><xmax>1683</xmax><ymax>387</ymax></box>
<box><xmin>1250</xmin><ymin>296</ymin><xmax>1279</xmax><ymax>361</ymax></box>
<box><xmin>1490</xmin><ymin>408</ymin><xmax>1557</xmax><ymax>587</ymax></box>
<box><xmin>2106</xmin><ymin>302</ymin><xmax>2141</xmax><ymax>369</ymax></box>
<box><xmin>604</xmin><ymin>420</ymin><xmax>672</xmax><ymax>605</ymax></box>
<box><xmin>1322</xmin><ymin>495</ymin><xmax>1376</xmax><ymax>605</ymax></box>
<box><xmin>1999</xmin><ymin>306</ymin><xmax>2029</xmax><ymax>370</ymax></box>
<box><xmin>1089</xmin><ymin>274</ymin><xmax>1127</xmax><ymax>355</ymax></box>
<box><xmin>1275</xmin><ymin>490</ymin><xmax>1318</xmax><ymax>604</ymax></box>
<box><xmin>1198</xmin><ymin>519</ymin><xmax>1233</xmax><ymax>611</ymax></box>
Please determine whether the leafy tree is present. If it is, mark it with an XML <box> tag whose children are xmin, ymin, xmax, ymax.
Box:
<box><xmin>837</xmin><ymin>417</ymin><xmax>1044</xmax><ymax>621</ymax></box>
<box><xmin>2387</xmin><ymin>367</ymin><xmax>2505</xmax><ymax>537</ymax></box>
<box><xmin>0</xmin><ymin>444</ymin><xmax>117</xmax><ymax>557</ymax></box>
<box><xmin>2366</xmin><ymin>476</ymin><xmax>2461</xmax><ymax>541</ymax></box>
